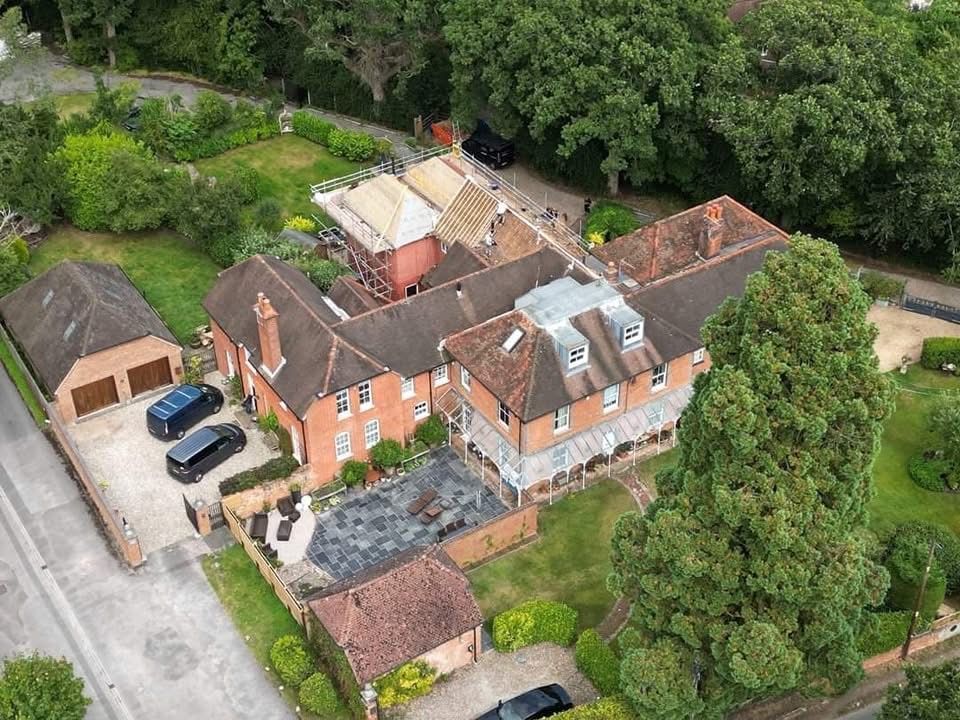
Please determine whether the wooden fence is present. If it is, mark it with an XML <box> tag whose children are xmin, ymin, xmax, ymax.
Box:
<box><xmin>223</xmin><ymin>502</ymin><xmax>307</xmax><ymax>628</ymax></box>
<box><xmin>0</xmin><ymin>324</ymin><xmax>144</xmax><ymax>567</ymax></box>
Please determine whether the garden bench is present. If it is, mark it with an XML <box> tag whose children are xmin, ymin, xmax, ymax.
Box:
<box><xmin>249</xmin><ymin>512</ymin><xmax>268</xmax><ymax>541</ymax></box>
<box><xmin>277</xmin><ymin>496</ymin><xmax>295</xmax><ymax>517</ymax></box>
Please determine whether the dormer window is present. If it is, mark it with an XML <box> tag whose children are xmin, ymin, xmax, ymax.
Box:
<box><xmin>623</xmin><ymin>321</ymin><xmax>643</xmax><ymax>347</ymax></box>
<box><xmin>568</xmin><ymin>344</ymin><xmax>588</xmax><ymax>369</ymax></box>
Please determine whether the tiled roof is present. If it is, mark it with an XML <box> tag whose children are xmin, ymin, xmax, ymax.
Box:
<box><xmin>327</xmin><ymin>276</ymin><xmax>382</xmax><ymax>317</ymax></box>
<box><xmin>421</xmin><ymin>242</ymin><xmax>488</xmax><ymax>289</ymax></box>
<box><xmin>202</xmin><ymin>255</ymin><xmax>384</xmax><ymax>417</ymax></box>
<box><xmin>0</xmin><ymin>261</ymin><xmax>178</xmax><ymax>392</ymax></box>
<box><xmin>593</xmin><ymin>195</ymin><xmax>787</xmax><ymax>286</ymax></box>
<box><xmin>307</xmin><ymin>545</ymin><xmax>482</xmax><ymax>684</ymax></box>
<box><xmin>472</xmin><ymin>211</ymin><xmax>542</xmax><ymax>265</ymax></box>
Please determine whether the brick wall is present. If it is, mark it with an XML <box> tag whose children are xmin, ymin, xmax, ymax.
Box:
<box><xmin>389</xmin><ymin>236</ymin><xmax>444</xmax><ymax>300</ymax></box>
<box><xmin>442</xmin><ymin>504</ymin><xmax>539</xmax><ymax>568</ymax></box>
<box><xmin>450</xmin><ymin>360</ymin><xmax>522</xmax><ymax>447</ymax></box>
<box><xmin>57</xmin><ymin>336</ymin><xmax>183</xmax><ymax>422</ymax></box>
<box><xmin>221</xmin><ymin>463</ymin><xmax>316</xmax><ymax>518</ymax></box>
<box><xmin>412</xmin><ymin>626</ymin><xmax>481</xmax><ymax>676</ymax></box>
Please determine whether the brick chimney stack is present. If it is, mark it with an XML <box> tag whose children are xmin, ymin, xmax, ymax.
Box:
<box><xmin>698</xmin><ymin>203</ymin><xmax>723</xmax><ymax>259</ymax></box>
<box><xmin>254</xmin><ymin>292</ymin><xmax>283</xmax><ymax>374</ymax></box>
<box><xmin>604</xmin><ymin>261</ymin><xmax>619</xmax><ymax>285</ymax></box>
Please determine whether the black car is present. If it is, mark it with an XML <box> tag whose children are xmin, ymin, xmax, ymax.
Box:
<box><xmin>147</xmin><ymin>383</ymin><xmax>224</xmax><ymax>440</ymax></box>
<box><xmin>462</xmin><ymin>120</ymin><xmax>516</xmax><ymax>170</ymax></box>
<box><xmin>475</xmin><ymin>684</ymin><xmax>573</xmax><ymax>720</ymax></box>
<box><xmin>166</xmin><ymin>423</ymin><xmax>246</xmax><ymax>483</ymax></box>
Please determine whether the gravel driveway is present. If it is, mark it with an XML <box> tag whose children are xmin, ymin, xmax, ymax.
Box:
<box><xmin>398</xmin><ymin>644</ymin><xmax>597</xmax><ymax>720</ymax></box>
<box><xmin>868</xmin><ymin>305</ymin><xmax>960</xmax><ymax>371</ymax></box>
<box><xmin>69</xmin><ymin>385</ymin><xmax>277</xmax><ymax>556</ymax></box>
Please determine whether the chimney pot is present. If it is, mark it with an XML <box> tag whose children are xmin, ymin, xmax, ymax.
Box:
<box><xmin>698</xmin><ymin>203</ymin><xmax>724</xmax><ymax>260</ymax></box>
<box><xmin>604</xmin><ymin>261</ymin><xmax>619</xmax><ymax>285</ymax></box>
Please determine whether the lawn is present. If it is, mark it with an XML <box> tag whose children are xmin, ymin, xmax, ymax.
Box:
<box><xmin>29</xmin><ymin>226</ymin><xmax>220</xmax><ymax>344</ymax></box>
<box><xmin>52</xmin><ymin>92</ymin><xmax>95</xmax><ymax>118</ymax></box>
<box><xmin>469</xmin><ymin>479</ymin><xmax>637</xmax><ymax>631</ymax></box>
<box><xmin>868</xmin><ymin>365</ymin><xmax>960</xmax><ymax>538</ymax></box>
<box><xmin>203</xmin><ymin>544</ymin><xmax>350</xmax><ymax>720</ymax></box>
<box><xmin>194</xmin><ymin>135</ymin><xmax>362</xmax><ymax>220</ymax></box>
<box><xmin>0</xmin><ymin>332</ymin><xmax>46</xmax><ymax>426</ymax></box>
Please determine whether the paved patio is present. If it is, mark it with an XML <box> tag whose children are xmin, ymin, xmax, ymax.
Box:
<box><xmin>306</xmin><ymin>447</ymin><xmax>508</xmax><ymax>580</ymax></box>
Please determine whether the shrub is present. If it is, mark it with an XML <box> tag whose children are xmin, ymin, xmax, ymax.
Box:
<box><xmin>369</xmin><ymin>439</ymin><xmax>404</xmax><ymax>470</ymax></box>
<box><xmin>415</xmin><ymin>414</ymin><xmax>447</xmax><ymax>447</ymax></box>
<box><xmin>0</xmin><ymin>653</ymin><xmax>91</xmax><ymax>720</ymax></box>
<box><xmin>276</xmin><ymin>425</ymin><xmax>293</xmax><ymax>457</ymax></box>
<box><xmin>858</xmin><ymin>270</ymin><xmax>905</xmax><ymax>302</ymax></box>
<box><xmin>340</xmin><ymin>460</ymin><xmax>368</xmax><ymax>487</ymax></box>
<box><xmin>291</xmin><ymin>111</ymin><xmax>335</xmax><ymax>145</ymax></box>
<box><xmin>552</xmin><ymin>697</ymin><xmax>635</xmax><ymax>720</ymax></box>
<box><xmin>298</xmin><ymin>672</ymin><xmax>340</xmax><ymax>715</ymax></box>
<box><xmin>327</xmin><ymin>127</ymin><xmax>377</xmax><ymax>161</ymax></box>
<box><xmin>908</xmin><ymin>452</ymin><xmax>952</xmax><ymax>492</ymax></box>
<box><xmin>219</xmin><ymin>455</ymin><xmax>300</xmax><ymax>496</ymax></box>
<box><xmin>885</xmin><ymin>535</ymin><xmax>947</xmax><ymax>619</ymax></box>
<box><xmin>292</xmin><ymin>256</ymin><xmax>352</xmax><ymax>292</ymax></box>
<box><xmin>0</xmin><ymin>244</ymin><xmax>31</xmax><ymax>298</ymax></box>
<box><xmin>921</xmin><ymin>337</ymin><xmax>960</xmax><ymax>369</ymax></box>
<box><xmin>584</xmin><ymin>201</ymin><xmax>640</xmax><ymax>241</ymax></box>
<box><xmin>857</xmin><ymin>611</ymin><xmax>912</xmax><ymax>657</ymax></box>
<box><xmin>253</xmin><ymin>198</ymin><xmax>283</xmax><ymax>231</ymax></box>
<box><xmin>492</xmin><ymin>600</ymin><xmax>578</xmax><ymax>652</ymax></box>
<box><xmin>228</xmin><ymin>166</ymin><xmax>262</xmax><ymax>205</ymax></box>
<box><xmin>373</xmin><ymin>661</ymin><xmax>437</xmax><ymax>708</ymax></box>
<box><xmin>257</xmin><ymin>410</ymin><xmax>281</xmax><ymax>434</ymax></box>
<box><xmin>284</xmin><ymin>215</ymin><xmax>317</xmax><ymax>233</ymax></box>
<box><xmin>194</xmin><ymin>91</ymin><xmax>233</xmax><ymax>132</ymax></box>
<box><xmin>182</xmin><ymin>355</ymin><xmax>204</xmax><ymax>385</ymax></box>
<box><xmin>270</xmin><ymin>635</ymin><xmax>313</xmax><ymax>688</ymax></box>
<box><xmin>575</xmin><ymin>630</ymin><xmax>620</xmax><ymax>696</ymax></box>
<box><xmin>230</xmin><ymin>227</ymin><xmax>303</xmax><ymax>266</ymax></box>
<box><xmin>886</xmin><ymin>522</ymin><xmax>960</xmax><ymax>593</ymax></box>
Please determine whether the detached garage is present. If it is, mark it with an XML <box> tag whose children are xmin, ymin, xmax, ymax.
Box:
<box><xmin>0</xmin><ymin>261</ymin><xmax>183</xmax><ymax>422</ymax></box>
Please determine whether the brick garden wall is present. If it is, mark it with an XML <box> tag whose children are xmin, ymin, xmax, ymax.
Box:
<box><xmin>220</xmin><ymin>463</ymin><xmax>315</xmax><ymax>519</ymax></box>
<box><xmin>442</xmin><ymin>503</ymin><xmax>539</xmax><ymax>568</ymax></box>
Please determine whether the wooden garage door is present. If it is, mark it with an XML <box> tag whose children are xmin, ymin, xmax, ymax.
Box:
<box><xmin>127</xmin><ymin>357</ymin><xmax>173</xmax><ymax>397</ymax></box>
<box><xmin>71</xmin><ymin>376</ymin><xmax>119</xmax><ymax>417</ymax></box>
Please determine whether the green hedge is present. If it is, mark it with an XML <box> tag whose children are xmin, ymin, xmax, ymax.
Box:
<box><xmin>327</xmin><ymin>127</ymin><xmax>378</xmax><ymax>162</ymax></box>
<box><xmin>492</xmin><ymin>600</ymin><xmax>578</xmax><ymax>652</ymax></box>
<box><xmin>552</xmin><ymin>697</ymin><xmax>635</xmax><ymax>720</ymax></box>
<box><xmin>372</xmin><ymin>661</ymin><xmax>437</xmax><ymax>708</ymax></box>
<box><xmin>886</xmin><ymin>537</ymin><xmax>947</xmax><ymax>619</ymax></box>
<box><xmin>921</xmin><ymin>337</ymin><xmax>960</xmax><ymax>369</ymax></box>
<box><xmin>886</xmin><ymin>522</ymin><xmax>960</xmax><ymax>593</ymax></box>
<box><xmin>575</xmin><ymin>630</ymin><xmax>620</xmax><ymax>696</ymax></box>
<box><xmin>306</xmin><ymin>617</ymin><xmax>365</xmax><ymax>720</ymax></box>
<box><xmin>369</xmin><ymin>439</ymin><xmax>404</xmax><ymax>470</ymax></box>
<box><xmin>908</xmin><ymin>452</ymin><xmax>954</xmax><ymax>492</ymax></box>
<box><xmin>858</xmin><ymin>270</ymin><xmax>905</xmax><ymax>302</ymax></box>
<box><xmin>171</xmin><ymin>121</ymin><xmax>279</xmax><ymax>162</ymax></box>
<box><xmin>291</xmin><ymin>111</ymin><xmax>335</xmax><ymax>145</ymax></box>
<box><xmin>219</xmin><ymin>456</ymin><xmax>300</xmax><ymax>497</ymax></box>
<box><xmin>270</xmin><ymin>635</ymin><xmax>313</xmax><ymax>688</ymax></box>
<box><xmin>857</xmin><ymin>611</ymin><xmax>912</xmax><ymax>657</ymax></box>
<box><xmin>299</xmin><ymin>672</ymin><xmax>340</xmax><ymax>715</ymax></box>
<box><xmin>585</xmin><ymin>201</ymin><xmax>640</xmax><ymax>243</ymax></box>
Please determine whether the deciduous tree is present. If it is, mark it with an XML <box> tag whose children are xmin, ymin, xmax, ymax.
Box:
<box><xmin>266</xmin><ymin>0</ymin><xmax>441</xmax><ymax>104</ymax></box>
<box><xmin>610</xmin><ymin>237</ymin><xmax>894</xmax><ymax>718</ymax></box>
<box><xmin>0</xmin><ymin>653</ymin><xmax>91</xmax><ymax>720</ymax></box>
<box><xmin>879</xmin><ymin>661</ymin><xmax>960</xmax><ymax>720</ymax></box>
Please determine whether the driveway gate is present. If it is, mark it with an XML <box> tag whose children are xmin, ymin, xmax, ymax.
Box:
<box><xmin>208</xmin><ymin>501</ymin><xmax>225</xmax><ymax>530</ymax></box>
<box><xmin>182</xmin><ymin>494</ymin><xmax>199</xmax><ymax>532</ymax></box>
<box><xmin>903</xmin><ymin>295</ymin><xmax>960</xmax><ymax>324</ymax></box>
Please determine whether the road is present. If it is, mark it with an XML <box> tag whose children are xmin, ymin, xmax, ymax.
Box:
<box><xmin>839</xmin><ymin>702</ymin><xmax>881</xmax><ymax>720</ymax></box>
<box><xmin>0</xmin><ymin>368</ymin><xmax>291</xmax><ymax>719</ymax></box>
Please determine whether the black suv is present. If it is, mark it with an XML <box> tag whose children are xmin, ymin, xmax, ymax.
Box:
<box><xmin>462</xmin><ymin>120</ymin><xmax>516</xmax><ymax>170</ymax></box>
<box><xmin>147</xmin><ymin>383</ymin><xmax>224</xmax><ymax>440</ymax></box>
<box><xmin>166</xmin><ymin>423</ymin><xmax>246</xmax><ymax>483</ymax></box>
<box><xmin>474</xmin><ymin>684</ymin><xmax>573</xmax><ymax>720</ymax></box>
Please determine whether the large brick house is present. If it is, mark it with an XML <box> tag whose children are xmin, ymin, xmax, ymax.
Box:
<box><xmin>204</xmin><ymin>195</ymin><xmax>787</xmax><ymax>493</ymax></box>
<box><xmin>0</xmin><ymin>261</ymin><xmax>183</xmax><ymax>421</ymax></box>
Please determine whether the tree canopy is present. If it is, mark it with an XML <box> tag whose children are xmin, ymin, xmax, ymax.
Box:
<box><xmin>610</xmin><ymin>237</ymin><xmax>895</xmax><ymax>718</ymax></box>
<box><xmin>879</xmin><ymin>661</ymin><xmax>960</xmax><ymax>720</ymax></box>
<box><xmin>0</xmin><ymin>653</ymin><xmax>91</xmax><ymax>720</ymax></box>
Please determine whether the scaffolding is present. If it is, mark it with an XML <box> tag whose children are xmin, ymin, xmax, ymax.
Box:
<box><xmin>327</xmin><ymin>234</ymin><xmax>393</xmax><ymax>301</ymax></box>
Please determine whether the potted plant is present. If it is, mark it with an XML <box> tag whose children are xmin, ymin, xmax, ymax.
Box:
<box><xmin>370</xmin><ymin>439</ymin><xmax>404</xmax><ymax>476</ymax></box>
<box><xmin>414</xmin><ymin>414</ymin><xmax>447</xmax><ymax>449</ymax></box>
<box><xmin>340</xmin><ymin>460</ymin><xmax>368</xmax><ymax>490</ymax></box>
<box><xmin>290</xmin><ymin>481</ymin><xmax>302</xmax><ymax>504</ymax></box>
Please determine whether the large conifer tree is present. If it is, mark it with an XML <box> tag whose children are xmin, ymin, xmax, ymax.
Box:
<box><xmin>610</xmin><ymin>236</ymin><xmax>894</xmax><ymax>718</ymax></box>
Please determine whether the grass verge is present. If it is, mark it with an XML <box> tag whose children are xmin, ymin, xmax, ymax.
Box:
<box><xmin>469</xmin><ymin>479</ymin><xmax>636</xmax><ymax>631</ymax></box>
<box><xmin>0</xmin><ymin>333</ymin><xmax>46</xmax><ymax>426</ymax></box>
<box><xmin>202</xmin><ymin>544</ymin><xmax>350</xmax><ymax>720</ymax></box>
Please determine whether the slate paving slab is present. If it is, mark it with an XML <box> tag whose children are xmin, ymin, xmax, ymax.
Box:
<box><xmin>305</xmin><ymin>447</ymin><xmax>508</xmax><ymax>580</ymax></box>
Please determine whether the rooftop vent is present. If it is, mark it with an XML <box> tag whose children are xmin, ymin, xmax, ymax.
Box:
<box><xmin>63</xmin><ymin>320</ymin><xmax>77</xmax><ymax>341</ymax></box>
<box><xmin>502</xmin><ymin>328</ymin><xmax>524</xmax><ymax>352</ymax></box>
<box><xmin>41</xmin><ymin>289</ymin><xmax>54</xmax><ymax>308</ymax></box>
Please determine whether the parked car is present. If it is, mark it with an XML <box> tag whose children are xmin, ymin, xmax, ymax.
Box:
<box><xmin>474</xmin><ymin>684</ymin><xmax>573</xmax><ymax>720</ymax></box>
<box><xmin>165</xmin><ymin>423</ymin><xmax>246</xmax><ymax>483</ymax></box>
<box><xmin>462</xmin><ymin>120</ymin><xmax>516</xmax><ymax>169</ymax></box>
<box><xmin>147</xmin><ymin>383</ymin><xmax>224</xmax><ymax>440</ymax></box>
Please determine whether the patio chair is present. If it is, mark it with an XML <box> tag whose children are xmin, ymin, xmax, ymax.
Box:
<box><xmin>277</xmin><ymin>496</ymin><xmax>295</xmax><ymax>517</ymax></box>
<box><xmin>277</xmin><ymin>519</ymin><xmax>293</xmax><ymax>542</ymax></box>
<box><xmin>262</xmin><ymin>543</ymin><xmax>277</xmax><ymax>560</ymax></box>
<box><xmin>288</xmin><ymin>510</ymin><xmax>301</xmax><ymax>524</ymax></box>
<box><xmin>406</xmin><ymin>488</ymin><xmax>438</xmax><ymax>515</ymax></box>
<box><xmin>249</xmin><ymin>512</ymin><xmax>268</xmax><ymax>541</ymax></box>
